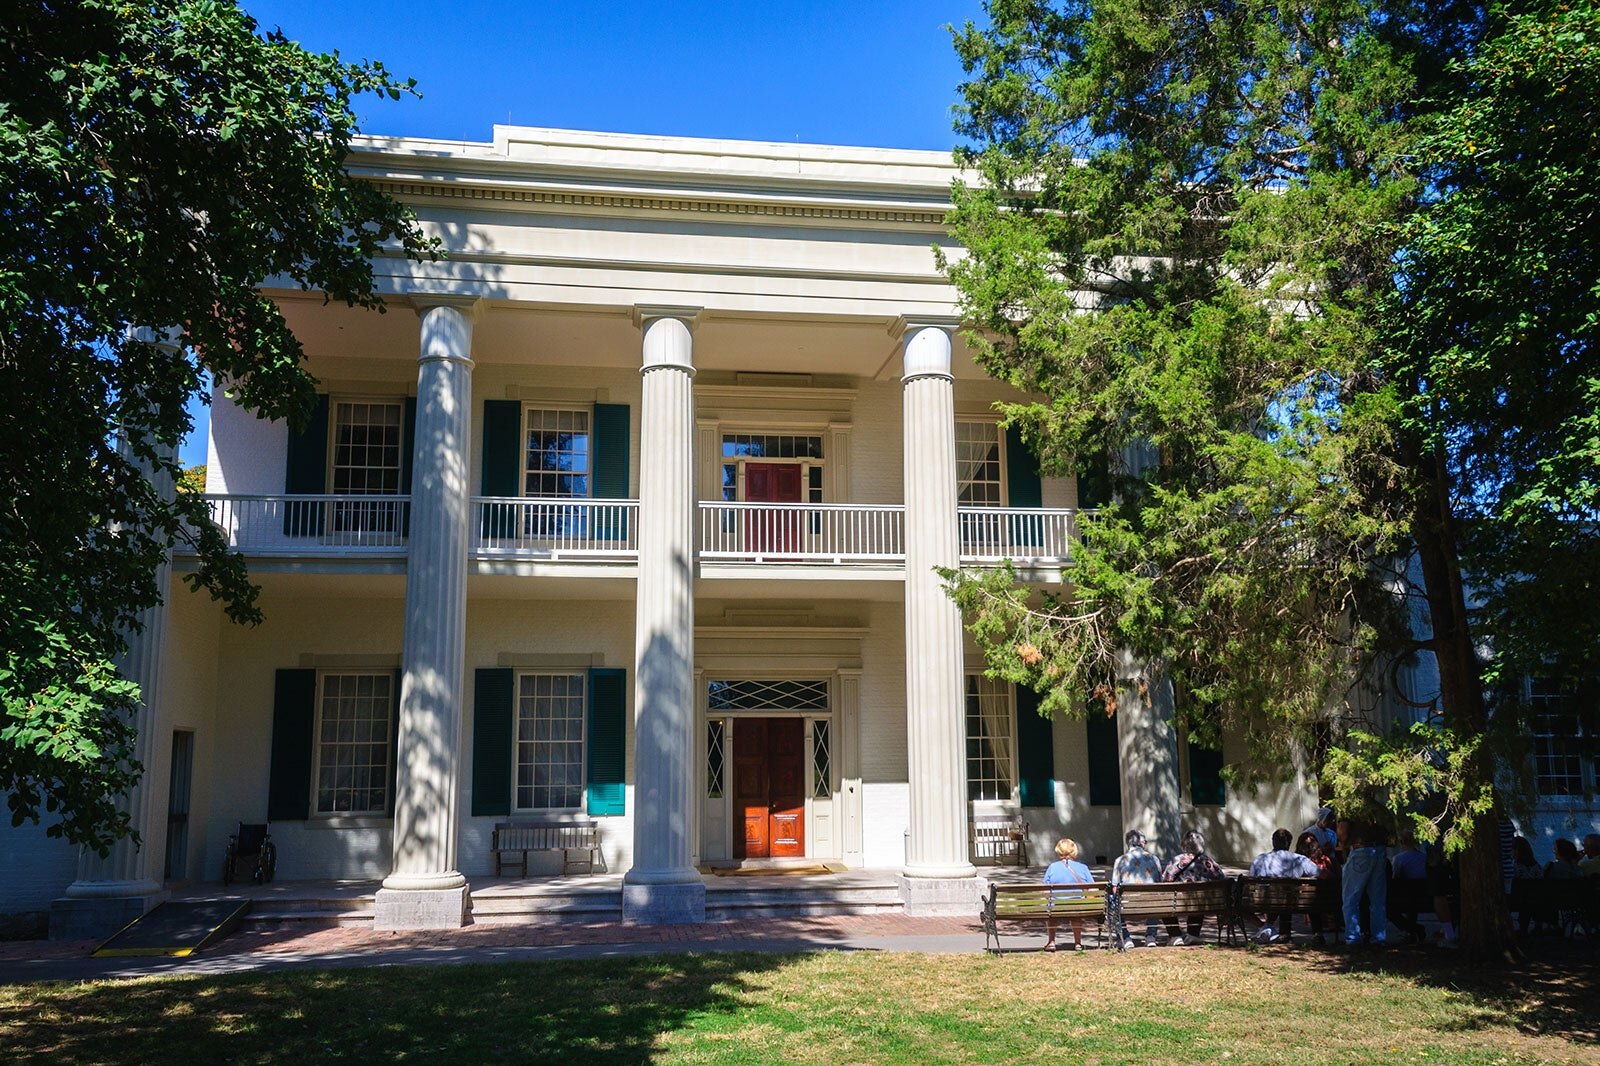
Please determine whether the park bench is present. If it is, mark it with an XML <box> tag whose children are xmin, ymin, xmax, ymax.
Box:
<box><xmin>980</xmin><ymin>881</ymin><xmax>1111</xmax><ymax>952</ymax></box>
<box><xmin>1234</xmin><ymin>876</ymin><xmax>1339</xmax><ymax>940</ymax></box>
<box><xmin>1509</xmin><ymin>877</ymin><xmax>1599</xmax><ymax>935</ymax></box>
<box><xmin>1112</xmin><ymin>879</ymin><xmax>1239</xmax><ymax>948</ymax></box>
<box><xmin>491</xmin><ymin>818</ymin><xmax>602</xmax><ymax>876</ymax></box>
<box><xmin>970</xmin><ymin>813</ymin><xmax>1028</xmax><ymax>867</ymax></box>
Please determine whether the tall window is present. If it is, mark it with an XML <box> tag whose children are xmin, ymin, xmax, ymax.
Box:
<box><xmin>516</xmin><ymin>673</ymin><xmax>586</xmax><ymax>810</ymax></box>
<box><xmin>1531</xmin><ymin>678</ymin><xmax>1595</xmax><ymax>797</ymax></box>
<box><xmin>966</xmin><ymin>675</ymin><xmax>1015</xmax><ymax>801</ymax></box>
<box><xmin>331</xmin><ymin>400</ymin><xmax>405</xmax><ymax>535</ymax></box>
<box><xmin>956</xmin><ymin>421</ymin><xmax>1004</xmax><ymax>507</ymax></box>
<box><xmin>315</xmin><ymin>673</ymin><xmax>392</xmax><ymax>815</ymax></box>
<box><xmin>524</xmin><ymin>408</ymin><xmax>591</xmax><ymax>498</ymax></box>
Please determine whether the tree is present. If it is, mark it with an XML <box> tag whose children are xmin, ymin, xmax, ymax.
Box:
<box><xmin>940</xmin><ymin>0</ymin><xmax>1595</xmax><ymax>963</ymax></box>
<box><xmin>0</xmin><ymin>1</ymin><xmax>436</xmax><ymax>853</ymax></box>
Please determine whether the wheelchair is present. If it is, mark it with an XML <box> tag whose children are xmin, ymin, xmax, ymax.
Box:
<box><xmin>222</xmin><ymin>823</ymin><xmax>277</xmax><ymax>885</ymax></box>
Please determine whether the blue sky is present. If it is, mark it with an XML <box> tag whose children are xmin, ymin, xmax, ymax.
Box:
<box><xmin>184</xmin><ymin>1</ymin><xmax>988</xmax><ymax>463</ymax></box>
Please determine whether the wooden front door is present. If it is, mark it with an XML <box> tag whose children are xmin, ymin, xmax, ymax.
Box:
<box><xmin>743</xmin><ymin>462</ymin><xmax>803</xmax><ymax>554</ymax></box>
<box><xmin>733</xmin><ymin>717</ymin><xmax>806</xmax><ymax>859</ymax></box>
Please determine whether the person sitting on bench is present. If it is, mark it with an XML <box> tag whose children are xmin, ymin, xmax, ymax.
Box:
<box><xmin>1043</xmin><ymin>837</ymin><xmax>1094</xmax><ymax>952</ymax></box>
<box><xmin>1249</xmin><ymin>828</ymin><xmax>1320</xmax><ymax>943</ymax></box>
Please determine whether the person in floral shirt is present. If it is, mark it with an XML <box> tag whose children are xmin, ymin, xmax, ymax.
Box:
<box><xmin>1161</xmin><ymin>829</ymin><xmax>1226</xmax><ymax>945</ymax></box>
<box><xmin>1111</xmin><ymin>829</ymin><xmax>1164</xmax><ymax>947</ymax></box>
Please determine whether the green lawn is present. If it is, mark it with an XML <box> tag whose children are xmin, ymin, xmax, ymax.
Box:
<box><xmin>2</xmin><ymin>947</ymin><xmax>1596</xmax><ymax>1064</ymax></box>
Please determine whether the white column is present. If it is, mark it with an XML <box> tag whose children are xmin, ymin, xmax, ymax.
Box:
<box><xmin>375</xmin><ymin>298</ymin><xmax>476</xmax><ymax>929</ymax></box>
<box><xmin>623</xmin><ymin>310</ymin><xmax>706</xmax><ymax>924</ymax></box>
<box><xmin>55</xmin><ymin>328</ymin><xmax>181</xmax><ymax>938</ymax></box>
<box><xmin>898</xmin><ymin>321</ymin><xmax>978</xmax><ymax>908</ymax></box>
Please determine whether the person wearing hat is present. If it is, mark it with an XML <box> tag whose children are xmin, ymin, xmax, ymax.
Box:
<box><xmin>1304</xmin><ymin>807</ymin><xmax>1338</xmax><ymax>852</ymax></box>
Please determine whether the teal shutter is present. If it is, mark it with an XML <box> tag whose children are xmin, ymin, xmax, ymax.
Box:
<box><xmin>1085</xmin><ymin>707</ymin><xmax>1122</xmax><ymax>806</ymax></box>
<box><xmin>1004</xmin><ymin>424</ymin><xmax>1044</xmax><ymax>547</ymax></box>
<box><xmin>471</xmin><ymin>668</ymin><xmax>514</xmax><ymax>817</ymax></box>
<box><xmin>1189</xmin><ymin>742</ymin><xmax>1227</xmax><ymax>806</ymax></box>
<box><xmin>268</xmin><ymin>669</ymin><xmax>317</xmax><ymax>821</ymax></box>
<box><xmin>400</xmin><ymin>397</ymin><xmax>417</xmax><ymax>536</ymax></box>
<box><xmin>387</xmin><ymin>669</ymin><xmax>402</xmax><ymax>817</ymax></box>
<box><xmin>1014</xmin><ymin>684</ymin><xmax>1055</xmax><ymax>807</ymax></box>
<box><xmin>282</xmin><ymin>394</ymin><xmax>329</xmax><ymax>535</ymax></box>
<box><xmin>587</xmin><ymin>668</ymin><xmax>627</xmax><ymax>816</ymax></box>
<box><xmin>481</xmin><ymin>400</ymin><xmax>522</xmax><ymax>539</ymax></box>
<box><xmin>592</xmin><ymin>403</ymin><xmax>630</xmax><ymax>541</ymax></box>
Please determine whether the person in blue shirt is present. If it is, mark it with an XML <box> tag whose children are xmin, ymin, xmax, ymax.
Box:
<box><xmin>1043</xmin><ymin>837</ymin><xmax>1094</xmax><ymax>951</ymax></box>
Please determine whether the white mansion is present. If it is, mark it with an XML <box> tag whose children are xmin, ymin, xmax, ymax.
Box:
<box><xmin>10</xmin><ymin>127</ymin><xmax>1333</xmax><ymax>934</ymax></box>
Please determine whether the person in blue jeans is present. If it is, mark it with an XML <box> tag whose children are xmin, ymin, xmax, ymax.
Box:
<box><xmin>1043</xmin><ymin>837</ymin><xmax>1094</xmax><ymax>951</ymax></box>
<box><xmin>1339</xmin><ymin>817</ymin><xmax>1389</xmax><ymax>946</ymax></box>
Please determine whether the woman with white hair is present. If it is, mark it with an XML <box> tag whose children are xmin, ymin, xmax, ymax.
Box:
<box><xmin>1161</xmin><ymin>829</ymin><xmax>1226</xmax><ymax>946</ymax></box>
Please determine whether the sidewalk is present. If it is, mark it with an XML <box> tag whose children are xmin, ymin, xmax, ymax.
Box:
<box><xmin>0</xmin><ymin>912</ymin><xmax>992</xmax><ymax>985</ymax></box>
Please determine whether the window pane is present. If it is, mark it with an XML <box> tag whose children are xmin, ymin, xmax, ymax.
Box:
<box><xmin>516</xmin><ymin>673</ymin><xmax>587</xmax><ymax>810</ymax></box>
<box><xmin>315</xmin><ymin>673</ymin><xmax>392</xmax><ymax>814</ymax></box>
<box><xmin>965</xmin><ymin>675</ymin><xmax>1014</xmax><ymax>801</ymax></box>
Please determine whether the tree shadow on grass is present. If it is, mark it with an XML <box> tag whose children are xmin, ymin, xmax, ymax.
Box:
<box><xmin>1299</xmin><ymin>937</ymin><xmax>1600</xmax><ymax>1045</ymax></box>
<box><xmin>1</xmin><ymin>951</ymin><xmax>801</xmax><ymax>1064</ymax></box>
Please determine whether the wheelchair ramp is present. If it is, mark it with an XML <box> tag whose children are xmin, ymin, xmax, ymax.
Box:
<box><xmin>93</xmin><ymin>899</ymin><xmax>252</xmax><ymax>958</ymax></box>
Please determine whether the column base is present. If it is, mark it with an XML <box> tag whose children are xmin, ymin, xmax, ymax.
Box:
<box><xmin>49</xmin><ymin>891</ymin><xmax>166</xmax><ymax>941</ymax></box>
<box><xmin>373</xmin><ymin>885</ymin><xmax>470</xmax><ymax>930</ymax></box>
<box><xmin>622</xmin><ymin>880</ymin><xmax>706</xmax><ymax>924</ymax></box>
<box><xmin>895</xmin><ymin>874</ymin><xmax>985</xmax><ymax>917</ymax></box>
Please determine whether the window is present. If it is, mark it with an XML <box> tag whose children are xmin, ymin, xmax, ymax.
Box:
<box><xmin>1530</xmin><ymin>678</ymin><xmax>1596</xmax><ymax>798</ymax></box>
<box><xmin>524</xmin><ymin>408</ymin><xmax>591</xmax><ymax>498</ymax></box>
<box><xmin>812</xmin><ymin>719</ymin><xmax>831</xmax><ymax>799</ymax></box>
<box><xmin>330</xmin><ymin>400</ymin><xmax>405</xmax><ymax>535</ymax></box>
<box><xmin>708</xmin><ymin>679</ymin><xmax>830</xmax><ymax>711</ymax></box>
<box><xmin>315</xmin><ymin>673</ymin><xmax>392</xmax><ymax>815</ymax></box>
<box><xmin>516</xmin><ymin>672</ymin><xmax>586</xmax><ymax>810</ymax></box>
<box><xmin>965</xmin><ymin>675</ymin><xmax>1015</xmax><ymax>801</ymax></box>
<box><xmin>720</xmin><ymin>433</ymin><xmax>824</xmax><ymax>503</ymax></box>
<box><xmin>706</xmin><ymin>718</ymin><xmax>726</xmax><ymax>800</ymax></box>
<box><xmin>956</xmin><ymin>421</ymin><xmax>1004</xmax><ymax>507</ymax></box>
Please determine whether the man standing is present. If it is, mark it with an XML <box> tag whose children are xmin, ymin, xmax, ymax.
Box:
<box><xmin>1339</xmin><ymin>817</ymin><xmax>1390</xmax><ymax>947</ymax></box>
<box><xmin>1111</xmin><ymin>829</ymin><xmax>1164</xmax><ymax>947</ymax></box>
<box><xmin>1248</xmin><ymin>828</ymin><xmax>1321</xmax><ymax>942</ymax></box>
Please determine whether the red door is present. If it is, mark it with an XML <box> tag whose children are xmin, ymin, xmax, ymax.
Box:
<box><xmin>732</xmin><ymin>718</ymin><xmax>807</xmax><ymax>860</ymax></box>
<box><xmin>743</xmin><ymin>463</ymin><xmax>803</xmax><ymax>555</ymax></box>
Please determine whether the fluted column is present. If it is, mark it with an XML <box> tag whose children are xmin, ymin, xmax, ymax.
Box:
<box><xmin>899</xmin><ymin>321</ymin><xmax>978</xmax><ymax>901</ymax></box>
<box><xmin>375</xmin><ymin>298</ymin><xmax>476</xmax><ymax>929</ymax></box>
<box><xmin>623</xmin><ymin>309</ymin><xmax>706</xmax><ymax>924</ymax></box>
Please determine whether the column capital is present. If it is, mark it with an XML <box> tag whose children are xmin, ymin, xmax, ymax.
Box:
<box><xmin>639</xmin><ymin>313</ymin><xmax>696</xmax><ymax>375</ymax></box>
<box><xmin>899</xmin><ymin>321</ymin><xmax>955</xmax><ymax>383</ymax></box>
<box><xmin>889</xmin><ymin>314</ymin><xmax>962</xmax><ymax>342</ymax></box>
<box><xmin>632</xmin><ymin>305</ymin><xmax>703</xmax><ymax>330</ymax></box>
<box><xmin>407</xmin><ymin>294</ymin><xmax>485</xmax><ymax>321</ymax></box>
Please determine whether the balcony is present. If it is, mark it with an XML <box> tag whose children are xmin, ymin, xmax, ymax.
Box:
<box><xmin>188</xmin><ymin>495</ymin><xmax>1075</xmax><ymax>571</ymax></box>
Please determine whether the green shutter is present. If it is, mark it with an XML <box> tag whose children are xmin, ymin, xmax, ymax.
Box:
<box><xmin>1189</xmin><ymin>741</ymin><xmax>1227</xmax><ymax>807</ymax></box>
<box><xmin>1085</xmin><ymin>707</ymin><xmax>1122</xmax><ymax>806</ymax></box>
<box><xmin>1014</xmin><ymin>684</ymin><xmax>1055</xmax><ymax>807</ymax></box>
<box><xmin>481</xmin><ymin>400</ymin><xmax>521</xmax><ymax>539</ymax></box>
<box><xmin>388</xmin><ymin>669</ymin><xmax>402</xmax><ymax>817</ymax></box>
<box><xmin>471</xmin><ymin>668</ymin><xmax>514</xmax><ymax>817</ymax></box>
<box><xmin>1004</xmin><ymin>424</ymin><xmax>1044</xmax><ymax>547</ymax></box>
<box><xmin>587</xmin><ymin>668</ymin><xmax>627</xmax><ymax>816</ymax></box>
<box><xmin>268</xmin><ymin>669</ymin><xmax>316</xmax><ymax>821</ymax></box>
<box><xmin>592</xmin><ymin>403</ymin><xmax>630</xmax><ymax>541</ymax></box>
<box><xmin>282</xmin><ymin>394</ymin><xmax>328</xmax><ymax>535</ymax></box>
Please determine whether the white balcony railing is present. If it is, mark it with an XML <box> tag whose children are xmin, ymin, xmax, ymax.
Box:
<box><xmin>199</xmin><ymin>494</ymin><xmax>410</xmax><ymax>553</ymax></box>
<box><xmin>957</xmin><ymin>506</ymin><xmax>1076</xmax><ymax>565</ymax></box>
<box><xmin>474</xmin><ymin>497</ymin><xmax>639</xmax><ymax>558</ymax></box>
<box><xmin>698</xmin><ymin>501</ymin><xmax>905</xmax><ymax>563</ymax></box>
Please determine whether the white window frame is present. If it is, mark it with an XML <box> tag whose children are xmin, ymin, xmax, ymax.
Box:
<box><xmin>965</xmin><ymin>674</ymin><xmax>1018</xmax><ymax>807</ymax></box>
<box><xmin>328</xmin><ymin>397</ymin><xmax>406</xmax><ymax>496</ymax></box>
<box><xmin>512</xmin><ymin>670</ymin><xmax>589</xmax><ymax>813</ymax></box>
<box><xmin>956</xmin><ymin>419</ymin><xmax>1007</xmax><ymax>508</ymax></box>
<box><xmin>1529</xmin><ymin>677</ymin><xmax>1596</xmax><ymax>802</ymax></box>
<box><xmin>719</xmin><ymin>430</ymin><xmax>826</xmax><ymax>504</ymax></box>
<box><xmin>522</xmin><ymin>405</ymin><xmax>593</xmax><ymax>500</ymax></box>
<box><xmin>312</xmin><ymin>671</ymin><xmax>394</xmax><ymax>817</ymax></box>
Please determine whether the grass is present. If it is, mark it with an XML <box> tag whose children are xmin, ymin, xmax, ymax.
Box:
<box><xmin>2</xmin><ymin>946</ymin><xmax>1598</xmax><ymax>1064</ymax></box>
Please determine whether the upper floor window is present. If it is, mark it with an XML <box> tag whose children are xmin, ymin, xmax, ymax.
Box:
<box><xmin>965</xmin><ymin>674</ymin><xmax>1015</xmax><ymax>801</ymax></box>
<box><xmin>315</xmin><ymin>672</ymin><xmax>392</xmax><ymax>815</ymax></box>
<box><xmin>332</xmin><ymin>400</ymin><xmax>404</xmax><ymax>495</ymax></box>
<box><xmin>956</xmin><ymin>421</ymin><xmax>1004</xmax><ymax>507</ymax></box>
<box><xmin>721</xmin><ymin>433</ymin><xmax>824</xmax><ymax>504</ymax></box>
<box><xmin>525</xmin><ymin>408</ymin><xmax>590</xmax><ymax>498</ymax></box>
<box><xmin>1530</xmin><ymin>678</ymin><xmax>1596</xmax><ymax>798</ymax></box>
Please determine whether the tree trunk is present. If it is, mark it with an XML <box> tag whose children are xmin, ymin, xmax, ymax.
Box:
<box><xmin>1410</xmin><ymin>444</ymin><xmax>1518</xmax><ymax>965</ymax></box>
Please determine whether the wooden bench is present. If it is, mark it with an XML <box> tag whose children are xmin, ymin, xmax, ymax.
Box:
<box><xmin>980</xmin><ymin>881</ymin><xmax>1111</xmax><ymax>952</ymax></box>
<box><xmin>1234</xmin><ymin>876</ymin><xmax>1339</xmax><ymax>940</ymax></box>
<box><xmin>1113</xmin><ymin>880</ymin><xmax>1239</xmax><ymax>947</ymax></box>
<box><xmin>491</xmin><ymin>819</ymin><xmax>602</xmax><ymax>876</ymax></box>
<box><xmin>1508</xmin><ymin>878</ymin><xmax>1599</xmax><ymax>935</ymax></box>
<box><xmin>970</xmin><ymin>814</ymin><xmax>1028</xmax><ymax>867</ymax></box>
